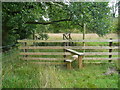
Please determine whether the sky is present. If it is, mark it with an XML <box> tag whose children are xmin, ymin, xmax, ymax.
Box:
<box><xmin>109</xmin><ymin>0</ymin><xmax>118</xmax><ymax>17</ymax></box>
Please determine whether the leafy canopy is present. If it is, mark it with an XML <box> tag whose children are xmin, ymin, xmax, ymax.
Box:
<box><xmin>2</xmin><ymin>2</ymin><xmax>111</xmax><ymax>47</ymax></box>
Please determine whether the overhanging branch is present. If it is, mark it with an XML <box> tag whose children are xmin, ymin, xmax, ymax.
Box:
<box><xmin>26</xmin><ymin>18</ymin><xmax>83</xmax><ymax>27</ymax></box>
<box><xmin>26</xmin><ymin>18</ymin><xmax>71</xmax><ymax>25</ymax></box>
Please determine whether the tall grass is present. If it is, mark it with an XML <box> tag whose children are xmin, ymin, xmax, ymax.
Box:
<box><xmin>2</xmin><ymin>48</ymin><xmax>118</xmax><ymax>88</ymax></box>
<box><xmin>2</xmin><ymin>33</ymin><xmax>119</xmax><ymax>88</ymax></box>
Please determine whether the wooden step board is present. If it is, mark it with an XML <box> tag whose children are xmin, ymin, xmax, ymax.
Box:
<box><xmin>65</xmin><ymin>59</ymin><xmax>75</xmax><ymax>62</ymax></box>
<box><xmin>65</xmin><ymin>49</ymin><xmax>84</xmax><ymax>56</ymax></box>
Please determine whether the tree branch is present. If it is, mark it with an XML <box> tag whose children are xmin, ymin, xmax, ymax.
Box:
<box><xmin>26</xmin><ymin>18</ymin><xmax>72</xmax><ymax>25</ymax></box>
<box><xmin>26</xmin><ymin>18</ymin><xmax>83</xmax><ymax>27</ymax></box>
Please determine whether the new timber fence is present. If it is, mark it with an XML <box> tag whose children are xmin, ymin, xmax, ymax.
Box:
<box><xmin>18</xmin><ymin>39</ymin><xmax>119</xmax><ymax>69</ymax></box>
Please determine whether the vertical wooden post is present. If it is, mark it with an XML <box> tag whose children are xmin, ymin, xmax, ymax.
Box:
<box><xmin>83</xmin><ymin>23</ymin><xmax>86</xmax><ymax>52</ymax></box>
<box><xmin>33</xmin><ymin>30</ymin><xmax>35</xmax><ymax>45</ymax></box>
<box><xmin>83</xmin><ymin>23</ymin><xmax>86</xmax><ymax>41</ymax></box>
<box><xmin>33</xmin><ymin>30</ymin><xmax>35</xmax><ymax>40</ymax></box>
<box><xmin>83</xmin><ymin>23</ymin><xmax>86</xmax><ymax>63</ymax></box>
<box><xmin>78</xmin><ymin>55</ymin><xmax>83</xmax><ymax>69</ymax></box>
<box><xmin>63</xmin><ymin>33</ymin><xmax>67</xmax><ymax>60</ymax></box>
<box><xmin>24</xmin><ymin>42</ymin><xmax>27</xmax><ymax>57</ymax></box>
<box><xmin>109</xmin><ymin>38</ymin><xmax>113</xmax><ymax>62</ymax></box>
<box><xmin>67</xmin><ymin>62</ymin><xmax>72</xmax><ymax>69</ymax></box>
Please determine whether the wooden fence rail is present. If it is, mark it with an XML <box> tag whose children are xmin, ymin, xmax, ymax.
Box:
<box><xmin>19</xmin><ymin>46</ymin><xmax>119</xmax><ymax>50</ymax></box>
<box><xmin>18</xmin><ymin>39</ymin><xmax>119</xmax><ymax>69</ymax></box>
<box><xmin>18</xmin><ymin>39</ymin><xmax>120</xmax><ymax>43</ymax></box>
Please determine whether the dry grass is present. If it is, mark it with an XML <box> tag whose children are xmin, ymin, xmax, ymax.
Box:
<box><xmin>47</xmin><ymin>33</ymin><xmax>118</xmax><ymax>40</ymax></box>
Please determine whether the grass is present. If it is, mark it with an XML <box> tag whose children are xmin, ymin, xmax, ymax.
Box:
<box><xmin>2</xmin><ymin>49</ymin><xmax>118</xmax><ymax>88</ymax></box>
<box><xmin>2</xmin><ymin>33</ymin><xmax>119</xmax><ymax>88</ymax></box>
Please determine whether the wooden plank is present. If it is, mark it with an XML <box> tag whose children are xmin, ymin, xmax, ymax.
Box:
<box><xmin>19</xmin><ymin>46</ymin><xmax>119</xmax><ymax>50</ymax></box>
<box><xmin>84</xmin><ymin>62</ymin><xmax>114</xmax><ymax>64</ymax></box>
<box><xmin>30</xmin><ymin>62</ymin><xmax>67</xmax><ymax>65</ymax></box>
<box><xmin>83</xmin><ymin>57</ymin><xmax>119</xmax><ymax>60</ymax></box>
<box><xmin>65</xmin><ymin>49</ymin><xmax>84</xmax><ymax>55</ymax></box>
<box><xmin>19</xmin><ymin>46</ymin><xmax>64</xmax><ymax>49</ymax></box>
<box><xmin>18</xmin><ymin>39</ymin><xmax>120</xmax><ymax>43</ymax></box>
<box><xmin>65</xmin><ymin>59</ymin><xmax>74</xmax><ymax>62</ymax></box>
<box><xmin>20</xmin><ymin>57</ymin><xmax>65</xmax><ymax>61</ymax></box>
<box><xmin>84</xmin><ymin>52</ymin><xmax>118</xmax><ymax>55</ymax></box>
<box><xmin>78</xmin><ymin>55</ymin><xmax>83</xmax><ymax>69</ymax></box>
<box><xmin>109</xmin><ymin>38</ymin><xmax>113</xmax><ymax>62</ymax></box>
<box><xmin>68</xmin><ymin>46</ymin><xmax>119</xmax><ymax>49</ymax></box>
<box><xmin>67</xmin><ymin>62</ymin><xmax>72</xmax><ymax>69</ymax></box>
<box><xmin>20</xmin><ymin>52</ymin><xmax>71</xmax><ymax>55</ymax></box>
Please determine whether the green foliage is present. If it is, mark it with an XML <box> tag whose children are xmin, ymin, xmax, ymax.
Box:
<box><xmin>38</xmin><ymin>33</ymin><xmax>49</xmax><ymax>40</ymax></box>
<box><xmin>2</xmin><ymin>2</ymin><xmax>37</xmax><ymax>46</ymax></box>
<box><xmin>110</xmin><ymin>17</ymin><xmax>118</xmax><ymax>33</ymax></box>
<box><xmin>2</xmin><ymin>2</ymin><xmax>112</xmax><ymax>47</ymax></box>
<box><xmin>69</xmin><ymin>2</ymin><xmax>111</xmax><ymax>36</ymax></box>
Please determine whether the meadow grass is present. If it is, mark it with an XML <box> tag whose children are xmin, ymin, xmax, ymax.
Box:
<box><xmin>2</xmin><ymin>48</ymin><xmax>118</xmax><ymax>88</ymax></box>
<box><xmin>2</xmin><ymin>33</ymin><xmax>119</xmax><ymax>88</ymax></box>
<box><xmin>47</xmin><ymin>33</ymin><xmax>118</xmax><ymax>40</ymax></box>
<box><xmin>2</xmin><ymin>50</ymin><xmax>118</xmax><ymax>88</ymax></box>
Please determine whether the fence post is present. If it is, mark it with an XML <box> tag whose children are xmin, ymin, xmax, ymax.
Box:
<box><xmin>109</xmin><ymin>38</ymin><xmax>112</xmax><ymax>62</ymax></box>
<box><xmin>24</xmin><ymin>42</ymin><xmax>27</xmax><ymax>57</ymax></box>
<box><xmin>78</xmin><ymin>55</ymin><xmax>83</xmax><ymax>69</ymax></box>
<box><xmin>67</xmin><ymin>62</ymin><xmax>72</xmax><ymax>69</ymax></box>
<box><xmin>83</xmin><ymin>23</ymin><xmax>86</xmax><ymax>63</ymax></box>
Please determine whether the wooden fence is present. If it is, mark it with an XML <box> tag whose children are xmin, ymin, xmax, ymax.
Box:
<box><xmin>18</xmin><ymin>39</ymin><xmax>119</xmax><ymax>69</ymax></box>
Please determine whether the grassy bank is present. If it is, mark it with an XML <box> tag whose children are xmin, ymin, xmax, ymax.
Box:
<box><xmin>2</xmin><ymin>48</ymin><xmax>118</xmax><ymax>88</ymax></box>
<box><xmin>2</xmin><ymin>33</ymin><xmax>119</xmax><ymax>88</ymax></box>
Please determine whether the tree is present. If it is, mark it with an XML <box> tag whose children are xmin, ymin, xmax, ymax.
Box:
<box><xmin>2</xmin><ymin>2</ymin><xmax>111</xmax><ymax>49</ymax></box>
<box><xmin>2</xmin><ymin>2</ymin><xmax>38</xmax><ymax>47</ymax></box>
<box><xmin>26</xmin><ymin>2</ymin><xmax>111</xmax><ymax>36</ymax></box>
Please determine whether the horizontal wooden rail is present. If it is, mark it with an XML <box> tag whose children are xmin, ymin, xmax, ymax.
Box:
<box><xmin>30</xmin><ymin>62</ymin><xmax>67</xmax><ymax>65</ymax></box>
<box><xmin>19</xmin><ymin>46</ymin><xmax>64</xmax><ymax>49</ymax></box>
<box><xmin>19</xmin><ymin>46</ymin><xmax>119</xmax><ymax>50</ymax></box>
<box><xmin>20</xmin><ymin>57</ymin><xmax>119</xmax><ymax>61</ymax></box>
<box><xmin>18</xmin><ymin>39</ymin><xmax>119</xmax><ymax>43</ymax></box>
<box><xmin>20</xmin><ymin>52</ymin><xmax>71</xmax><ymax>55</ymax></box>
<box><xmin>20</xmin><ymin>57</ymin><xmax>65</xmax><ymax>61</ymax></box>
<box><xmin>84</xmin><ymin>52</ymin><xmax>118</xmax><ymax>55</ymax></box>
<box><xmin>83</xmin><ymin>57</ymin><xmax>119</xmax><ymax>60</ymax></box>
<box><xmin>84</xmin><ymin>62</ymin><xmax>114</xmax><ymax>64</ymax></box>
